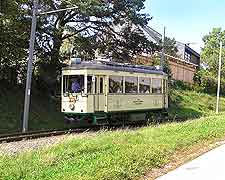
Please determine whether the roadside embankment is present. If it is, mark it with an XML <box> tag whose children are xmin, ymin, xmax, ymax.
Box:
<box><xmin>1</xmin><ymin>114</ymin><xmax>225</xmax><ymax>179</ymax></box>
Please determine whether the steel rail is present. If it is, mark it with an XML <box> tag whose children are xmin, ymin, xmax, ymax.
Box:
<box><xmin>0</xmin><ymin>114</ymin><xmax>173</xmax><ymax>144</ymax></box>
<box><xmin>0</xmin><ymin>127</ymin><xmax>98</xmax><ymax>143</ymax></box>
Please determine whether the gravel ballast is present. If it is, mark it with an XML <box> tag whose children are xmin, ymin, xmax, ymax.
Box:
<box><xmin>0</xmin><ymin>135</ymin><xmax>67</xmax><ymax>155</ymax></box>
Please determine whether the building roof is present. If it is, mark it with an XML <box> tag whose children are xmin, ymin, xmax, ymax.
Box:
<box><xmin>185</xmin><ymin>44</ymin><xmax>200</xmax><ymax>58</ymax></box>
<box><xmin>176</xmin><ymin>41</ymin><xmax>200</xmax><ymax>58</ymax></box>
<box><xmin>143</xmin><ymin>26</ymin><xmax>200</xmax><ymax>60</ymax></box>
<box><xmin>141</xmin><ymin>26</ymin><xmax>162</xmax><ymax>44</ymax></box>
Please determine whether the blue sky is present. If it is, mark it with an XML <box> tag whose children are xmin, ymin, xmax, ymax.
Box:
<box><xmin>143</xmin><ymin>0</ymin><xmax>225</xmax><ymax>53</ymax></box>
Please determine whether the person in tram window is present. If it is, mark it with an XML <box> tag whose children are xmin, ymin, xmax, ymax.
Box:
<box><xmin>144</xmin><ymin>86</ymin><xmax>150</xmax><ymax>93</ymax></box>
<box><xmin>71</xmin><ymin>77</ymin><xmax>81</xmax><ymax>93</ymax></box>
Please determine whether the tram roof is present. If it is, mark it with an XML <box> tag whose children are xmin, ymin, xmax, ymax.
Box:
<box><xmin>62</xmin><ymin>60</ymin><xmax>166</xmax><ymax>76</ymax></box>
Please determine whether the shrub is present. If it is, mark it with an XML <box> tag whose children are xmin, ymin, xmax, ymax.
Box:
<box><xmin>193</xmin><ymin>69</ymin><xmax>225</xmax><ymax>95</ymax></box>
<box><xmin>170</xmin><ymin>80</ymin><xmax>193</xmax><ymax>91</ymax></box>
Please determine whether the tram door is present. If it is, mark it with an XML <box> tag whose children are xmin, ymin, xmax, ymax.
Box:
<box><xmin>94</xmin><ymin>76</ymin><xmax>105</xmax><ymax>112</ymax></box>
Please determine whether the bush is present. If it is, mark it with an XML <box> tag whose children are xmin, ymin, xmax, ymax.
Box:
<box><xmin>170</xmin><ymin>80</ymin><xmax>193</xmax><ymax>91</ymax></box>
<box><xmin>193</xmin><ymin>69</ymin><xmax>225</xmax><ymax>95</ymax></box>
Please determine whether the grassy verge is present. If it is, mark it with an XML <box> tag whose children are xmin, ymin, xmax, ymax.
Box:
<box><xmin>1</xmin><ymin>114</ymin><xmax>225</xmax><ymax>180</ymax></box>
<box><xmin>0</xmin><ymin>83</ymin><xmax>64</xmax><ymax>133</ymax></box>
<box><xmin>168</xmin><ymin>89</ymin><xmax>225</xmax><ymax>119</ymax></box>
<box><xmin>1</xmin><ymin>84</ymin><xmax>225</xmax><ymax>134</ymax></box>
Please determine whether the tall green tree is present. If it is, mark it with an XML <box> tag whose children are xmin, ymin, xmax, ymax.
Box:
<box><xmin>0</xmin><ymin>0</ymin><xmax>30</xmax><ymax>84</ymax></box>
<box><xmin>1</xmin><ymin>0</ymin><xmax>155</xmax><ymax>91</ymax></box>
<box><xmin>201</xmin><ymin>28</ymin><xmax>225</xmax><ymax>78</ymax></box>
<box><xmin>164</xmin><ymin>37</ymin><xmax>178</xmax><ymax>79</ymax></box>
<box><xmin>34</xmin><ymin>0</ymin><xmax>152</xmax><ymax>79</ymax></box>
<box><xmin>164</xmin><ymin>37</ymin><xmax>178</xmax><ymax>56</ymax></box>
<box><xmin>149</xmin><ymin>36</ymin><xmax>177</xmax><ymax>78</ymax></box>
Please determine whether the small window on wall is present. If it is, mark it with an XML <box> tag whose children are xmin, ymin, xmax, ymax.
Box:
<box><xmin>125</xmin><ymin>76</ymin><xmax>138</xmax><ymax>93</ymax></box>
<box><xmin>139</xmin><ymin>77</ymin><xmax>151</xmax><ymax>94</ymax></box>
<box><xmin>185</xmin><ymin>52</ymin><xmax>191</xmax><ymax>62</ymax></box>
<box><xmin>152</xmin><ymin>78</ymin><xmax>162</xmax><ymax>94</ymax></box>
<box><xmin>109</xmin><ymin>76</ymin><xmax>123</xmax><ymax>93</ymax></box>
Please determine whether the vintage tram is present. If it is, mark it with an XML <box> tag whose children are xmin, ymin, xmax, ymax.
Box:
<box><xmin>61</xmin><ymin>59</ymin><xmax>168</xmax><ymax>125</ymax></box>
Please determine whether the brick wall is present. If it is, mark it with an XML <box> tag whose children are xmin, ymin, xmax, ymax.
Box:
<box><xmin>136</xmin><ymin>54</ymin><xmax>198</xmax><ymax>84</ymax></box>
<box><xmin>168</xmin><ymin>59</ymin><xmax>197</xmax><ymax>83</ymax></box>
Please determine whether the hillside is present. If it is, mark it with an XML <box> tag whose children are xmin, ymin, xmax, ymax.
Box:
<box><xmin>1</xmin><ymin>83</ymin><xmax>225</xmax><ymax>134</ymax></box>
<box><xmin>169</xmin><ymin>89</ymin><xmax>225</xmax><ymax>119</ymax></box>
<box><xmin>0</xmin><ymin>83</ymin><xmax>64</xmax><ymax>133</ymax></box>
<box><xmin>2</xmin><ymin>86</ymin><xmax>225</xmax><ymax>179</ymax></box>
<box><xmin>1</xmin><ymin>114</ymin><xmax>225</xmax><ymax>179</ymax></box>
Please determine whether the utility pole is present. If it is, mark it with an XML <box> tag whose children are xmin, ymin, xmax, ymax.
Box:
<box><xmin>22</xmin><ymin>1</ymin><xmax>79</xmax><ymax>132</ymax></box>
<box><xmin>22</xmin><ymin>0</ymin><xmax>38</xmax><ymax>132</ymax></box>
<box><xmin>216</xmin><ymin>41</ymin><xmax>223</xmax><ymax>114</ymax></box>
<box><xmin>160</xmin><ymin>26</ymin><xmax>166</xmax><ymax>70</ymax></box>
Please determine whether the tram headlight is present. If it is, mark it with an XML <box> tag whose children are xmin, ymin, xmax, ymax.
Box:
<box><xmin>69</xmin><ymin>103</ymin><xmax>75</xmax><ymax>110</ymax></box>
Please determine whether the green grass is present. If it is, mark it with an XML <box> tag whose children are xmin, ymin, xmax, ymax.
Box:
<box><xmin>0</xmin><ymin>83</ymin><xmax>64</xmax><ymax>133</ymax></box>
<box><xmin>1</xmin><ymin>83</ymin><xmax>225</xmax><ymax>134</ymax></box>
<box><xmin>1</xmin><ymin>114</ymin><xmax>225</xmax><ymax>179</ymax></box>
<box><xmin>1</xmin><ymin>85</ymin><xmax>225</xmax><ymax>179</ymax></box>
<box><xmin>168</xmin><ymin>89</ymin><xmax>225</xmax><ymax>119</ymax></box>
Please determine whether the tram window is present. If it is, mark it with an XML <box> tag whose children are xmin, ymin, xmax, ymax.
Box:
<box><xmin>109</xmin><ymin>76</ymin><xmax>123</xmax><ymax>93</ymax></box>
<box><xmin>95</xmin><ymin>77</ymin><xmax>97</xmax><ymax>94</ymax></box>
<box><xmin>125</xmin><ymin>76</ymin><xmax>138</xmax><ymax>93</ymax></box>
<box><xmin>165</xmin><ymin>80</ymin><xmax>168</xmax><ymax>93</ymax></box>
<box><xmin>139</xmin><ymin>77</ymin><xmax>150</xmax><ymax>94</ymax></box>
<box><xmin>63</xmin><ymin>75</ymin><xmax>84</xmax><ymax>96</ymax></box>
<box><xmin>152</xmin><ymin>78</ymin><xmax>162</xmax><ymax>94</ymax></box>
<box><xmin>163</xmin><ymin>79</ymin><xmax>167</xmax><ymax>93</ymax></box>
<box><xmin>87</xmin><ymin>76</ymin><xmax>95</xmax><ymax>94</ymax></box>
<box><xmin>100</xmin><ymin>77</ymin><xmax>104</xmax><ymax>94</ymax></box>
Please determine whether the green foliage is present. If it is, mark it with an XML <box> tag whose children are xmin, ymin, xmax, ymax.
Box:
<box><xmin>163</xmin><ymin>37</ymin><xmax>177</xmax><ymax>80</ymax></box>
<box><xmin>200</xmin><ymin>28</ymin><xmax>225</xmax><ymax>94</ymax></box>
<box><xmin>170</xmin><ymin>80</ymin><xmax>193</xmax><ymax>91</ymax></box>
<box><xmin>1</xmin><ymin>114</ymin><xmax>225</xmax><ymax>179</ymax></box>
<box><xmin>36</xmin><ymin>0</ymin><xmax>152</xmax><ymax>75</ymax></box>
<box><xmin>0</xmin><ymin>0</ymin><xmax>30</xmax><ymax>84</ymax></box>
<box><xmin>1</xmin><ymin>0</ymin><xmax>155</xmax><ymax>89</ymax></box>
<box><xmin>0</xmin><ymin>82</ymin><xmax>64</xmax><ymax>133</ymax></box>
<box><xmin>201</xmin><ymin>28</ymin><xmax>225</xmax><ymax>77</ymax></box>
<box><xmin>164</xmin><ymin>37</ymin><xmax>178</xmax><ymax>56</ymax></box>
<box><xmin>150</xmin><ymin>37</ymin><xmax>177</xmax><ymax>79</ymax></box>
<box><xmin>168</xmin><ymin>89</ymin><xmax>225</xmax><ymax>119</ymax></box>
<box><xmin>163</xmin><ymin>58</ymin><xmax>172</xmax><ymax>80</ymax></box>
<box><xmin>193</xmin><ymin>69</ymin><xmax>225</xmax><ymax>95</ymax></box>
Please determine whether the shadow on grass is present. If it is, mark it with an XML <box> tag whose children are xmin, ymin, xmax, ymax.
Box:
<box><xmin>168</xmin><ymin>106</ymin><xmax>203</xmax><ymax>121</ymax></box>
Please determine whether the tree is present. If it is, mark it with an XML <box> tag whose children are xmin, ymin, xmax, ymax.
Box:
<box><xmin>0</xmin><ymin>0</ymin><xmax>30</xmax><ymax>84</ymax></box>
<box><xmin>164</xmin><ymin>37</ymin><xmax>178</xmax><ymax>56</ymax></box>
<box><xmin>147</xmin><ymin>36</ymin><xmax>177</xmax><ymax>79</ymax></box>
<box><xmin>163</xmin><ymin>37</ymin><xmax>178</xmax><ymax>79</ymax></box>
<box><xmin>1</xmin><ymin>0</ymin><xmax>156</xmax><ymax>92</ymax></box>
<box><xmin>201</xmin><ymin>28</ymin><xmax>225</xmax><ymax>78</ymax></box>
<box><xmin>33</xmin><ymin>0</ymin><xmax>152</xmax><ymax>79</ymax></box>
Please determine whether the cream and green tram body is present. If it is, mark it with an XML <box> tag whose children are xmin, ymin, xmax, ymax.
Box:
<box><xmin>61</xmin><ymin>60</ymin><xmax>168</xmax><ymax>125</ymax></box>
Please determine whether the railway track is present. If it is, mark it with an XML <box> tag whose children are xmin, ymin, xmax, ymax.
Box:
<box><xmin>0</xmin><ymin>127</ymin><xmax>99</xmax><ymax>143</ymax></box>
<box><xmin>0</xmin><ymin>115</ymin><xmax>171</xmax><ymax>144</ymax></box>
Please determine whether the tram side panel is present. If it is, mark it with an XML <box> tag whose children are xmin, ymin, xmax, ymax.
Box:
<box><xmin>107</xmin><ymin>94</ymin><xmax>165</xmax><ymax>112</ymax></box>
